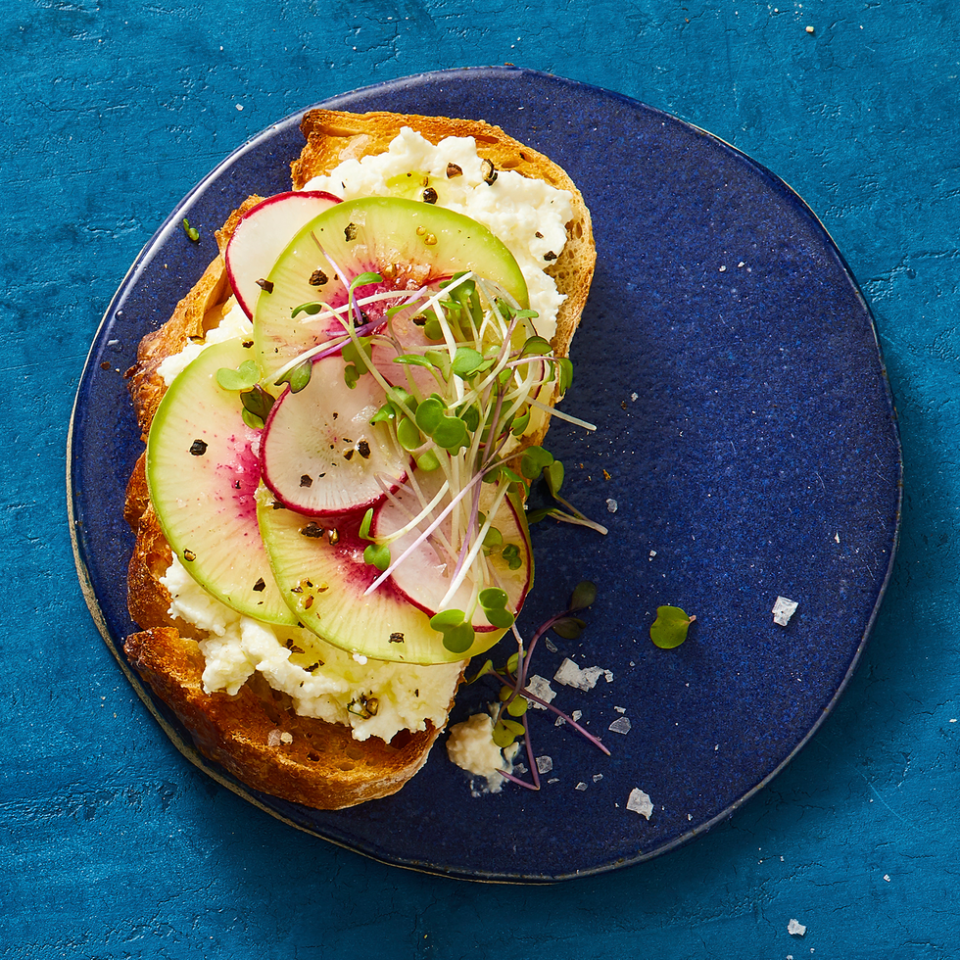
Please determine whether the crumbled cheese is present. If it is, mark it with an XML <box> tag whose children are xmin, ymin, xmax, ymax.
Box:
<box><xmin>446</xmin><ymin>712</ymin><xmax>512</xmax><ymax>792</ymax></box>
<box><xmin>300</xmin><ymin>127</ymin><xmax>574</xmax><ymax>342</ymax></box>
<box><xmin>773</xmin><ymin>596</ymin><xmax>799</xmax><ymax>626</ymax></box>
<box><xmin>627</xmin><ymin>787</ymin><xmax>653</xmax><ymax>819</ymax></box>
<box><xmin>162</xmin><ymin>555</ymin><xmax>462</xmax><ymax>743</ymax></box>
<box><xmin>553</xmin><ymin>658</ymin><xmax>605</xmax><ymax>691</ymax></box>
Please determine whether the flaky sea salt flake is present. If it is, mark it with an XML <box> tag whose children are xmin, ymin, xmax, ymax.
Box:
<box><xmin>626</xmin><ymin>787</ymin><xmax>653</xmax><ymax>819</ymax></box>
<box><xmin>524</xmin><ymin>675</ymin><xmax>556</xmax><ymax>708</ymax></box>
<box><xmin>788</xmin><ymin>919</ymin><xmax>807</xmax><ymax>937</ymax></box>
<box><xmin>608</xmin><ymin>716</ymin><xmax>632</xmax><ymax>735</ymax></box>
<box><xmin>554</xmin><ymin>658</ymin><xmax>605</xmax><ymax>691</ymax></box>
<box><xmin>773</xmin><ymin>596</ymin><xmax>799</xmax><ymax>626</ymax></box>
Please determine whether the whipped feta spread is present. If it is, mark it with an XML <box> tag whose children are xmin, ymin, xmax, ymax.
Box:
<box><xmin>161</xmin><ymin>556</ymin><xmax>461</xmax><ymax>742</ymax></box>
<box><xmin>301</xmin><ymin>127</ymin><xmax>573</xmax><ymax>342</ymax></box>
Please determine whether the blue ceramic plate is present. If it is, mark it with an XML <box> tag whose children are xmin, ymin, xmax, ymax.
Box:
<box><xmin>69</xmin><ymin>67</ymin><xmax>901</xmax><ymax>882</ymax></box>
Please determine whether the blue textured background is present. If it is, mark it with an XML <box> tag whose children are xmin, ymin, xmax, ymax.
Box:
<box><xmin>3</xmin><ymin>1</ymin><xmax>957</xmax><ymax>957</ymax></box>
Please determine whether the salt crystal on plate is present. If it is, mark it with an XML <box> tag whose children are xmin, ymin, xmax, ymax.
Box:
<box><xmin>523</xmin><ymin>675</ymin><xmax>556</xmax><ymax>708</ymax></box>
<box><xmin>788</xmin><ymin>919</ymin><xmax>807</xmax><ymax>937</ymax></box>
<box><xmin>773</xmin><ymin>596</ymin><xmax>799</xmax><ymax>626</ymax></box>
<box><xmin>536</xmin><ymin>755</ymin><xmax>553</xmax><ymax>774</ymax></box>
<box><xmin>626</xmin><ymin>787</ymin><xmax>653</xmax><ymax>819</ymax></box>
<box><xmin>554</xmin><ymin>658</ymin><xmax>605</xmax><ymax>691</ymax></box>
<box><xmin>608</xmin><ymin>716</ymin><xmax>632</xmax><ymax>735</ymax></box>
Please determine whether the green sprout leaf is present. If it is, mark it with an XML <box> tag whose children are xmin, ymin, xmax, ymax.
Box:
<box><xmin>429</xmin><ymin>609</ymin><xmax>475</xmax><ymax>653</ymax></box>
<box><xmin>451</xmin><ymin>346</ymin><xmax>484</xmax><ymax>379</ymax></box>
<box><xmin>396</xmin><ymin>416</ymin><xmax>422</xmax><ymax>451</ymax></box>
<box><xmin>520</xmin><ymin>445</ymin><xmax>554</xmax><ymax>480</ymax></box>
<box><xmin>478</xmin><ymin>587</ymin><xmax>515</xmax><ymax>629</ymax></box>
<box><xmin>501</xmin><ymin>543</ymin><xmax>522</xmax><ymax>570</ymax></box>
<box><xmin>291</xmin><ymin>301</ymin><xmax>325</xmax><ymax>318</ymax></box>
<box><xmin>551</xmin><ymin>616</ymin><xmax>586</xmax><ymax>640</ymax></box>
<box><xmin>363</xmin><ymin>543</ymin><xmax>391</xmax><ymax>571</ymax></box>
<box><xmin>520</xmin><ymin>336</ymin><xmax>553</xmax><ymax>357</ymax></box>
<box><xmin>466</xmin><ymin>659</ymin><xmax>496</xmax><ymax>684</ymax></box>
<box><xmin>414</xmin><ymin>396</ymin><xmax>445</xmax><ymax>434</ymax></box>
<box><xmin>431</xmin><ymin>416</ymin><xmax>468</xmax><ymax>451</ymax></box>
<box><xmin>505</xmin><ymin>694</ymin><xmax>528</xmax><ymax>718</ymax></box>
<box><xmin>492</xmin><ymin>717</ymin><xmax>525</xmax><ymax>748</ymax></box>
<box><xmin>416</xmin><ymin>448</ymin><xmax>441</xmax><ymax>471</ymax></box>
<box><xmin>544</xmin><ymin>459</ymin><xmax>564</xmax><ymax>497</ymax></box>
<box><xmin>239</xmin><ymin>386</ymin><xmax>274</xmax><ymax>428</ymax></box>
<box><xmin>349</xmin><ymin>271</ymin><xmax>382</xmax><ymax>291</ymax></box>
<box><xmin>216</xmin><ymin>359</ymin><xmax>260</xmax><ymax>392</ymax></box>
<box><xmin>569</xmin><ymin>580</ymin><xmax>598</xmax><ymax>611</ymax></box>
<box><xmin>510</xmin><ymin>408</ymin><xmax>531</xmax><ymax>436</ymax></box>
<box><xmin>650</xmin><ymin>605</ymin><xmax>696</xmax><ymax>649</ymax></box>
<box><xmin>182</xmin><ymin>217</ymin><xmax>200</xmax><ymax>243</ymax></box>
<box><xmin>275</xmin><ymin>360</ymin><xmax>312</xmax><ymax>394</ymax></box>
<box><xmin>358</xmin><ymin>507</ymin><xmax>375</xmax><ymax>541</ymax></box>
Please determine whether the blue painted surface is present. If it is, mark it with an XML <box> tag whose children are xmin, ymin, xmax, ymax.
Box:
<box><xmin>3</xmin><ymin>0</ymin><xmax>958</xmax><ymax>955</ymax></box>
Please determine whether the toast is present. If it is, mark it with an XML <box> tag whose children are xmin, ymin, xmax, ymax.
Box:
<box><xmin>123</xmin><ymin>109</ymin><xmax>596</xmax><ymax>810</ymax></box>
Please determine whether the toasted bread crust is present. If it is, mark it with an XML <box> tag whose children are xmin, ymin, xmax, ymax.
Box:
<box><xmin>124</xmin><ymin>110</ymin><xmax>596</xmax><ymax>810</ymax></box>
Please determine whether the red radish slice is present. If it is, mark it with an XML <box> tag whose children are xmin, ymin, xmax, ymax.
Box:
<box><xmin>260</xmin><ymin>354</ymin><xmax>408</xmax><ymax>516</ymax></box>
<box><xmin>225</xmin><ymin>190</ymin><xmax>341</xmax><ymax>318</ymax></box>
<box><xmin>372</xmin><ymin>470</ymin><xmax>532</xmax><ymax>627</ymax></box>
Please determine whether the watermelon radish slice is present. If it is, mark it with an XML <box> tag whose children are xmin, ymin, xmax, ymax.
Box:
<box><xmin>146</xmin><ymin>338</ymin><xmax>298</xmax><ymax>625</ymax></box>
<box><xmin>225</xmin><ymin>190</ymin><xmax>341</xmax><ymax>319</ymax></box>
<box><xmin>255</xmin><ymin>486</ymin><xmax>526</xmax><ymax>664</ymax></box>
<box><xmin>260</xmin><ymin>354</ymin><xmax>408</xmax><ymax>516</ymax></box>
<box><xmin>372</xmin><ymin>472</ymin><xmax>532</xmax><ymax>627</ymax></box>
<box><xmin>252</xmin><ymin>196</ymin><xmax>530</xmax><ymax>382</ymax></box>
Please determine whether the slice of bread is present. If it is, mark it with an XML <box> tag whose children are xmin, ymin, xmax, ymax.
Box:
<box><xmin>123</xmin><ymin>110</ymin><xmax>595</xmax><ymax>810</ymax></box>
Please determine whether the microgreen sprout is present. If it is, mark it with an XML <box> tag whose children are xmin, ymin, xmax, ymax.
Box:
<box><xmin>650</xmin><ymin>605</ymin><xmax>696</xmax><ymax>649</ymax></box>
<box><xmin>182</xmin><ymin>217</ymin><xmax>200</xmax><ymax>243</ymax></box>
<box><xmin>272</xmin><ymin>244</ymin><xmax>605</xmax><ymax>653</ymax></box>
<box><xmin>467</xmin><ymin>581</ymin><xmax>608</xmax><ymax>790</ymax></box>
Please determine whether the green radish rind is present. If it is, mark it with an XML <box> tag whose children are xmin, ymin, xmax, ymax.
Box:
<box><xmin>252</xmin><ymin>196</ymin><xmax>530</xmax><ymax>382</ymax></box>
<box><xmin>146</xmin><ymin>338</ymin><xmax>298</xmax><ymax>626</ymax></box>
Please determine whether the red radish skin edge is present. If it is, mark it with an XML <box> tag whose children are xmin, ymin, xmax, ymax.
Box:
<box><xmin>225</xmin><ymin>190</ymin><xmax>342</xmax><ymax>318</ymax></box>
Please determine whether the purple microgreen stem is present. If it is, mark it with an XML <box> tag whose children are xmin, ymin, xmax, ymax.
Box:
<box><xmin>490</xmin><ymin>668</ymin><xmax>611</xmax><ymax>757</ymax></box>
